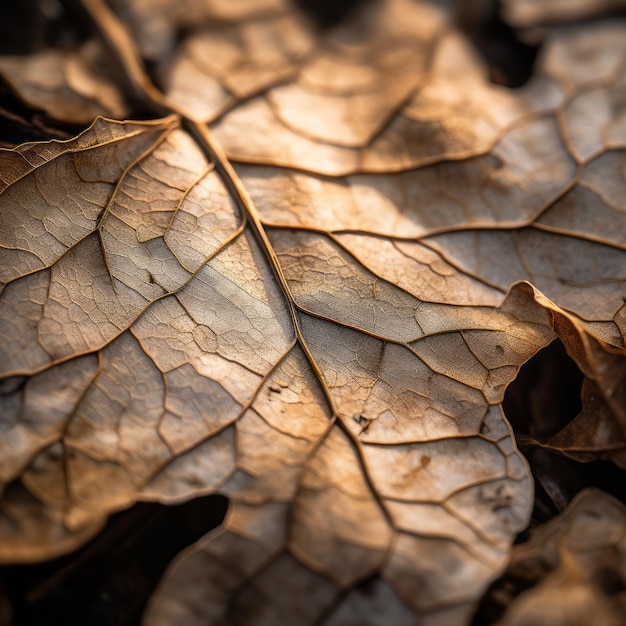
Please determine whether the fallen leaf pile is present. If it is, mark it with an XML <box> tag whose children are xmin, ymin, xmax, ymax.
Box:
<box><xmin>0</xmin><ymin>0</ymin><xmax>624</xmax><ymax>624</ymax></box>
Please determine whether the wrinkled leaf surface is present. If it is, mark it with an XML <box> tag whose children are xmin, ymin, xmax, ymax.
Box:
<box><xmin>0</xmin><ymin>0</ymin><xmax>625</xmax><ymax>624</ymax></box>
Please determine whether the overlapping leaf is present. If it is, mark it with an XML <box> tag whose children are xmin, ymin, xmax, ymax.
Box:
<box><xmin>514</xmin><ymin>297</ymin><xmax>626</xmax><ymax>468</ymax></box>
<box><xmin>494</xmin><ymin>489</ymin><xmax>626</xmax><ymax>626</ymax></box>
<box><xmin>0</xmin><ymin>0</ymin><xmax>625</xmax><ymax>623</ymax></box>
<box><xmin>0</xmin><ymin>40</ymin><xmax>128</xmax><ymax>124</ymax></box>
<box><xmin>502</xmin><ymin>0</ymin><xmax>626</xmax><ymax>27</ymax></box>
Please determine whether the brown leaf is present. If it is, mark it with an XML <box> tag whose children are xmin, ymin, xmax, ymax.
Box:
<box><xmin>146</xmin><ymin>0</ymin><xmax>626</xmax><ymax>345</ymax></box>
<box><xmin>502</xmin><ymin>0</ymin><xmax>626</xmax><ymax>27</ymax></box>
<box><xmin>109</xmin><ymin>0</ymin><xmax>291</xmax><ymax>60</ymax></box>
<box><xmin>494</xmin><ymin>488</ymin><xmax>626</xmax><ymax>626</ymax></box>
<box><xmin>0</xmin><ymin>112</ymin><xmax>553</xmax><ymax>622</ymax></box>
<box><xmin>0</xmin><ymin>0</ymin><xmax>624</xmax><ymax>623</ymax></box>
<box><xmin>0</xmin><ymin>40</ymin><xmax>128</xmax><ymax>124</ymax></box>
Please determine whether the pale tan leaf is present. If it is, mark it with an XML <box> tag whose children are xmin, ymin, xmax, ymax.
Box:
<box><xmin>495</xmin><ymin>489</ymin><xmax>626</xmax><ymax>626</ymax></box>
<box><xmin>209</xmin><ymin>19</ymin><xmax>538</xmax><ymax>175</ymax></box>
<box><xmin>0</xmin><ymin>114</ymin><xmax>555</xmax><ymax>622</ymax></box>
<box><xmin>0</xmin><ymin>40</ymin><xmax>128</xmax><ymax>124</ymax></box>
<box><xmin>503</xmin><ymin>0</ymin><xmax>626</xmax><ymax>27</ymax></box>
<box><xmin>110</xmin><ymin>0</ymin><xmax>290</xmax><ymax>60</ymax></box>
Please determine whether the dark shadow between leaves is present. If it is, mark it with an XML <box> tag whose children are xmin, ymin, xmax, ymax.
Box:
<box><xmin>502</xmin><ymin>338</ymin><xmax>626</xmax><ymax>518</ymax></box>
<box><xmin>503</xmin><ymin>338</ymin><xmax>583</xmax><ymax>441</ymax></box>
<box><xmin>1</xmin><ymin>493</ymin><xmax>228</xmax><ymax>626</ymax></box>
<box><xmin>456</xmin><ymin>0</ymin><xmax>541</xmax><ymax>87</ymax></box>
<box><xmin>292</xmin><ymin>0</ymin><xmax>373</xmax><ymax>29</ymax></box>
<box><xmin>0</xmin><ymin>0</ymin><xmax>89</xmax><ymax>56</ymax></box>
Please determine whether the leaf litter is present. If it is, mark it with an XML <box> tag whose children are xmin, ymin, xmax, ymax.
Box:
<box><xmin>0</xmin><ymin>0</ymin><xmax>624</xmax><ymax>623</ymax></box>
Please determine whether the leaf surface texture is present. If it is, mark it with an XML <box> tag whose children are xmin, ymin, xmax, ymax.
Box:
<box><xmin>0</xmin><ymin>0</ymin><xmax>625</xmax><ymax>623</ymax></box>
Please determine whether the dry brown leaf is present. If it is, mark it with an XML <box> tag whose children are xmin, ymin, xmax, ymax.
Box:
<box><xmin>0</xmin><ymin>40</ymin><xmax>128</xmax><ymax>124</ymax></box>
<box><xmin>0</xmin><ymin>0</ymin><xmax>625</xmax><ymax>624</ymax></box>
<box><xmin>143</xmin><ymin>0</ymin><xmax>626</xmax><ymax>344</ymax></box>
<box><xmin>0</xmin><ymin>112</ymin><xmax>553</xmax><ymax>623</ymax></box>
<box><xmin>494</xmin><ymin>488</ymin><xmax>626</xmax><ymax>626</ymax></box>
<box><xmin>109</xmin><ymin>0</ymin><xmax>291</xmax><ymax>60</ymax></box>
<box><xmin>503</xmin><ymin>0</ymin><xmax>626</xmax><ymax>28</ymax></box>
